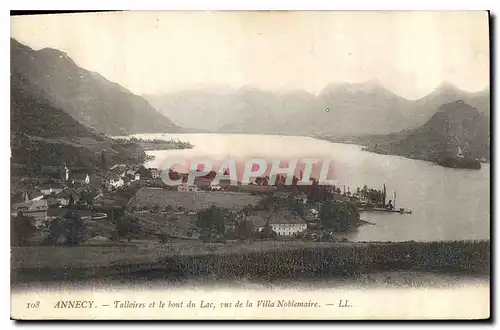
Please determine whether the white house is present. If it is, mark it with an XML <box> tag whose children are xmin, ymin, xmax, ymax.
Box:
<box><xmin>150</xmin><ymin>168</ymin><xmax>161</xmax><ymax>179</ymax></box>
<box><xmin>177</xmin><ymin>183</ymin><xmax>200</xmax><ymax>192</ymax></box>
<box><xmin>210</xmin><ymin>182</ymin><xmax>222</xmax><ymax>191</ymax></box>
<box><xmin>268</xmin><ymin>210</ymin><xmax>307</xmax><ymax>236</ymax></box>
<box><xmin>16</xmin><ymin>199</ymin><xmax>48</xmax><ymax>228</ymax></box>
<box><xmin>109</xmin><ymin>177</ymin><xmax>125</xmax><ymax>189</ymax></box>
<box><xmin>308</xmin><ymin>208</ymin><xmax>320</xmax><ymax>221</ymax></box>
<box><xmin>134</xmin><ymin>173</ymin><xmax>140</xmax><ymax>181</ymax></box>
<box><xmin>270</xmin><ymin>223</ymin><xmax>307</xmax><ymax>236</ymax></box>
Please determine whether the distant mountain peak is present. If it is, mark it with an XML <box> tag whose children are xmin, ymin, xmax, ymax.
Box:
<box><xmin>363</xmin><ymin>78</ymin><xmax>383</xmax><ymax>86</ymax></box>
<box><xmin>11</xmin><ymin>38</ymin><xmax>181</xmax><ymax>135</ymax></box>
<box><xmin>434</xmin><ymin>82</ymin><xmax>463</xmax><ymax>94</ymax></box>
<box><xmin>319</xmin><ymin>80</ymin><xmax>390</xmax><ymax>97</ymax></box>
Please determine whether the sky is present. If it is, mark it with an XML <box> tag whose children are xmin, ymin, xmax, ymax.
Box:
<box><xmin>11</xmin><ymin>11</ymin><xmax>490</xmax><ymax>99</ymax></box>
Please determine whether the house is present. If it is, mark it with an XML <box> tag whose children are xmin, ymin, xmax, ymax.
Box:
<box><xmin>268</xmin><ymin>209</ymin><xmax>307</xmax><ymax>236</ymax></box>
<box><xmin>307</xmin><ymin>208</ymin><xmax>320</xmax><ymax>221</ymax></box>
<box><xmin>309</xmin><ymin>208</ymin><xmax>319</xmax><ymax>216</ymax></box>
<box><xmin>40</xmin><ymin>184</ymin><xmax>65</xmax><ymax>196</ymax></box>
<box><xmin>109</xmin><ymin>177</ymin><xmax>125</xmax><ymax>189</ymax></box>
<box><xmin>23</xmin><ymin>191</ymin><xmax>44</xmax><ymax>202</ymax></box>
<box><xmin>244</xmin><ymin>211</ymin><xmax>269</xmax><ymax>232</ymax></box>
<box><xmin>71</xmin><ymin>172</ymin><xmax>91</xmax><ymax>185</ymax></box>
<box><xmin>150</xmin><ymin>168</ymin><xmax>161</xmax><ymax>179</ymax></box>
<box><xmin>194</xmin><ymin>176</ymin><xmax>214</xmax><ymax>188</ymax></box>
<box><xmin>15</xmin><ymin>199</ymin><xmax>48</xmax><ymax>228</ymax></box>
<box><xmin>56</xmin><ymin>188</ymin><xmax>81</xmax><ymax>206</ymax></box>
<box><xmin>177</xmin><ymin>183</ymin><xmax>200</xmax><ymax>192</ymax></box>
<box><xmin>76</xmin><ymin>185</ymin><xmax>99</xmax><ymax>204</ymax></box>
<box><xmin>44</xmin><ymin>195</ymin><xmax>60</xmax><ymax>207</ymax></box>
<box><xmin>134</xmin><ymin>173</ymin><xmax>140</xmax><ymax>181</ymax></box>
<box><xmin>106</xmin><ymin>168</ymin><xmax>125</xmax><ymax>189</ymax></box>
<box><xmin>110</xmin><ymin>164</ymin><xmax>127</xmax><ymax>171</ymax></box>
<box><xmin>209</xmin><ymin>182</ymin><xmax>222</xmax><ymax>191</ymax></box>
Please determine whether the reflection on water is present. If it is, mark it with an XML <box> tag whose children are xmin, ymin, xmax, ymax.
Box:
<box><xmin>128</xmin><ymin>133</ymin><xmax>490</xmax><ymax>242</ymax></box>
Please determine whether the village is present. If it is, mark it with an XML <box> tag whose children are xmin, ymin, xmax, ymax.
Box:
<box><xmin>11</xmin><ymin>152</ymin><xmax>398</xmax><ymax>247</ymax></box>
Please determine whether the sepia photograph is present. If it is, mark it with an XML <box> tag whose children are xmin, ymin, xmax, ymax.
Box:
<box><xmin>9</xmin><ymin>10</ymin><xmax>490</xmax><ymax>320</ymax></box>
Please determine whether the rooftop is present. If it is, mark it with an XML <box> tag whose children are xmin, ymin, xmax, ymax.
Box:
<box><xmin>268</xmin><ymin>209</ymin><xmax>306</xmax><ymax>225</ymax></box>
<box><xmin>56</xmin><ymin>188</ymin><xmax>80</xmax><ymax>199</ymax></box>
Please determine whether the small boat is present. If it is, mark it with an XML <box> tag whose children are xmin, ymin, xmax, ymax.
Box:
<box><xmin>359</xmin><ymin>190</ymin><xmax>412</xmax><ymax>214</ymax></box>
<box><xmin>359</xmin><ymin>207</ymin><xmax>412</xmax><ymax>214</ymax></box>
<box><xmin>371</xmin><ymin>207</ymin><xmax>412</xmax><ymax>214</ymax></box>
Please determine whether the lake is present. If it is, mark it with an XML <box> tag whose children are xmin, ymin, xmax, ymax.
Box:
<box><xmin>128</xmin><ymin>133</ymin><xmax>490</xmax><ymax>242</ymax></box>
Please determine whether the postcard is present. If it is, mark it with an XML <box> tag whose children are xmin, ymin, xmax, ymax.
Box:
<box><xmin>10</xmin><ymin>10</ymin><xmax>490</xmax><ymax>320</ymax></box>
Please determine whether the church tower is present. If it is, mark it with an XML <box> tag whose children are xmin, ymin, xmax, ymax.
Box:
<box><xmin>64</xmin><ymin>163</ymin><xmax>71</xmax><ymax>187</ymax></box>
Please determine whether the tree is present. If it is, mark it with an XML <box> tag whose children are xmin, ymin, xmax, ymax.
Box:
<box><xmin>64</xmin><ymin>210</ymin><xmax>86</xmax><ymax>245</ymax></box>
<box><xmin>196</xmin><ymin>206</ymin><xmax>226</xmax><ymax>237</ymax></box>
<box><xmin>259</xmin><ymin>223</ymin><xmax>277</xmax><ymax>239</ymax></box>
<box><xmin>115</xmin><ymin>214</ymin><xmax>141</xmax><ymax>239</ymax></box>
<box><xmin>11</xmin><ymin>213</ymin><xmax>36</xmax><ymax>246</ymax></box>
<box><xmin>366</xmin><ymin>189</ymin><xmax>384</xmax><ymax>205</ymax></box>
<box><xmin>46</xmin><ymin>210</ymin><xmax>87</xmax><ymax>245</ymax></box>
<box><xmin>319</xmin><ymin>201</ymin><xmax>359</xmax><ymax>233</ymax></box>
<box><xmin>137</xmin><ymin>165</ymin><xmax>152</xmax><ymax>179</ymax></box>
<box><xmin>150</xmin><ymin>204</ymin><xmax>161</xmax><ymax>214</ymax></box>
<box><xmin>235</xmin><ymin>219</ymin><xmax>254</xmax><ymax>239</ymax></box>
<box><xmin>47</xmin><ymin>216</ymin><xmax>65</xmax><ymax>245</ymax></box>
<box><xmin>158</xmin><ymin>232</ymin><xmax>169</xmax><ymax>244</ymax></box>
<box><xmin>100</xmin><ymin>150</ymin><xmax>107</xmax><ymax>172</ymax></box>
<box><xmin>290</xmin><ymin>200</ymin><xmax>305</xmax><ymax>216</ymax></box>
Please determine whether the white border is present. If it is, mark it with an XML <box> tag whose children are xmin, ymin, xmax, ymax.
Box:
<box><xmin>2</xmin><ymin>2</ymin><xmax>498</xmax><ymax>329</ymax></box>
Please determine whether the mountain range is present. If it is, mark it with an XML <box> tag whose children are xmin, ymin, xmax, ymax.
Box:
<box><xmin>11</xmin><ymin>71</ymin><xmax>146</xmax><ymax>175</ymax></box>
<box><xmin>10</xmin><ymin>38</ymin><xmax>490</xmax><ymax>172</ymax></box>
<box><xmin>144</xmin><ymin>82</ymin><xmax>489</xmax><ymax>136</ymax></box>
<box><xmin>10</xmin><ymin>38</ymin><xmax>156</xmax><ymax>175</ymax></box>
<box><xmin>330</xmin><ymin>100</ymin><xmax>490</xmax><ymax>163</ymax></box>
<box><xmin>11</xmin><ymin>38</ymin><xmax>180</xmax><ymax>135</ymax></box>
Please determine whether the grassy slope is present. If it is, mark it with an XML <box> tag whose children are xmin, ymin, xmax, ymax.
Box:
<box><xmin>11</xmin><ymin>68</ymin><xmax>145</xmax><ymax>174</ymax></box>
<box><xmin>11</xmin><ymin>240</ymin><xmax>490</xmax><ymax>284</ymax></box>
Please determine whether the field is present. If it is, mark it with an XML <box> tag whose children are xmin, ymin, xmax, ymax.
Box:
<box><xmin>11</xmin><ymin>240</ymin><xmax>490</xmax><ymax>284</ymax></box>
<box><xmin>136</xmin><ymin>213</ymin><xmax>199</xmax><ymax>238</ymax></box>
<box><xmin>129</xmin><ymin>188</ymin><xmax>263</xmax><ymax>211</ymax></box>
